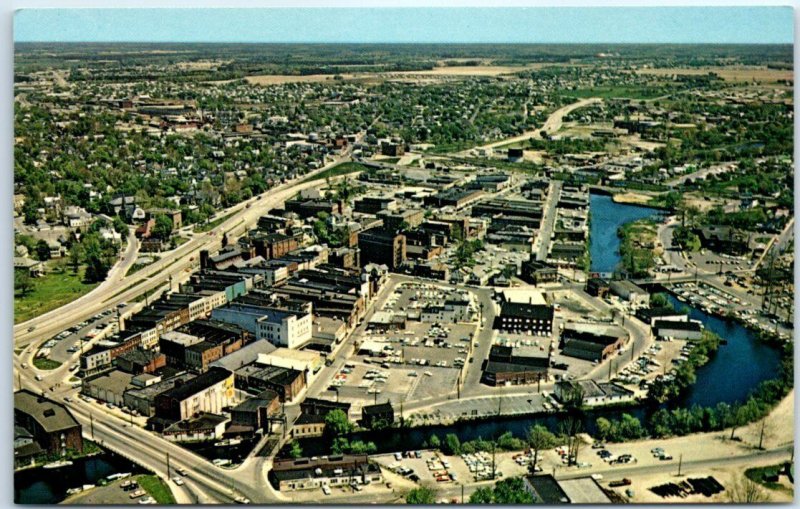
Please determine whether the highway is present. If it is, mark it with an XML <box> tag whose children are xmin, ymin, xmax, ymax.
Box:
<box><xmin>466</xmin><ymin>97</ymin><xmax>602</xmax><ymax>153</ymax></box>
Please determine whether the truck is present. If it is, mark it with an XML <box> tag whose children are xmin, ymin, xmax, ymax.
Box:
<box><xmin>609</xmin><ymin>478</ymin><xmax>632</xmax><ymax>488</ymax></box>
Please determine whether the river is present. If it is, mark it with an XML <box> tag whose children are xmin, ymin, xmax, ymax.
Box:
<box><xmin>14</xmin><ymin>451</ymin><xmax>145</xmax><ymax>504</ymax></box>
<box><xmin>589</xmin><ymin>192</ymin><xmax>666</xmax><ymax>274</ymax></box>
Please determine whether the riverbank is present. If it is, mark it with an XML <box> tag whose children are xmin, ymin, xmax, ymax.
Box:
<box><xmin>15</xmin><ymin>449</ymin><xmax>146</xmax><ymax>504</ymax></box>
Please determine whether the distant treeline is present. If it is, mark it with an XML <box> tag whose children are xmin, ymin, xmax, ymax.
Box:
<box><xmin>15</xmin><ymin>42</ymin><xmax>793</xmax><ymax>75</ymax></box>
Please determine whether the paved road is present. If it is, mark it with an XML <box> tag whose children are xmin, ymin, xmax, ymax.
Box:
<box><xmin>468</xmin><ymin>98</ymin><xmax>602</xmax><ymax>153</ymax></box>
<box><xmin>535</xmin><ymin>180</ymin><xmax>563</xmax><ymax>261</ymax></box>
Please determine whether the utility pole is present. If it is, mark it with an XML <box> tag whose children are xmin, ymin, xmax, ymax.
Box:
<box><xmin>608</xmin><ymin>358</ymin><xmax>612</xmax><ymax>381</ymax></box>
<box><xmin>90</xmin><ymin>412</ymin><xmax>94</xmax><ymax>439</ymax></box>
<box><xmin>491</xmin><ymin>441</ymin><xmax>497</xmax><ymax>480</ymax></box>
<box><xmin>758</xmin><ymin>419</ymin><xmax>766</xmax><ymax>450</ymax></box>
<box><xmin>166</xmin><ymin>452</ymin><xmax>170</xmax><ymax>477</ymax></box>
<box><xmin>461</xmin><ymin>484</ymin><xmax>464</xmax><ymax>504</ymax></box>
<box><xmin>677</xmin><ymin>453</ymin><xmax>683</xmax><ymax>476</ymax></box>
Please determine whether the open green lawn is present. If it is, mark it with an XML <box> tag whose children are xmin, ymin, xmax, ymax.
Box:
<box><xmin>301</xmin><ymin>161</ymin><xmax>368</xmax><ymax>183</ymax></box>
<box><xmin>136</xmin><ymin>475</ymin><xmax>176</xmax><ymax>505</ymax></box>
<box><xmin>125</xmin><ymin>261</ymin><xmax>153</xmax><ymax>277</ymax></box>
<box><xmin>194</xmin><ymin>210</ymin><xmax>237</xmax><ymax>233</ymax></box>
<box><xmin>563</xmin><ymin>87</ymin><xmax>669</xmax><ymax>100</ymax></box>
<box><xmin>15</xmin><ymin>265</ymin><xmax>99</xmax><ymax>324</ymax></box>
<box><xmin>33</xmin><ymin>358</ymin><xmax>62</xmax><ymax>370</ymax></box>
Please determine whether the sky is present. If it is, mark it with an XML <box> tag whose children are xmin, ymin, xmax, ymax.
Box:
<box><xmin>13</xmin><ymin>7</ymin><xmax>794</xmax><ymax>44</ymax></box>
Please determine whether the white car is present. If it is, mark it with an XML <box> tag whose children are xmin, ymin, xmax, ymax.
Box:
<box><xmin>322</xmin><ymin>486</ymin><xmax>331</xmax><ymax>496</ymax></box>
<box><xmin>171</xmin><ymin>476</ymin><xmax>184</xmax><ymax>486</ymax></box>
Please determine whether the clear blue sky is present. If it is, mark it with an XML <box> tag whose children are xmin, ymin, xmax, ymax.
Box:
<box><xmin>14</xmin><ymin>7</ymin><xmax>794</xmax><ymax>44</ymax></box>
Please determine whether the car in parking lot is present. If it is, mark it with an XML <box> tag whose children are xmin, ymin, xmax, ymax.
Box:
<box><xmin>650</xmin><ymin>447</ymin><xmax>665</xmax><ymax>457</ymax></box>
<box><xmin>129</xmin><ymin>490</ymin><xmax>146</xmax><ymax>499</ymax></box>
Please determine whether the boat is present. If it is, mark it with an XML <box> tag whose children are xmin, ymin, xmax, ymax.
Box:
<box><xmin>43</xmin><ymin>460</ymin><xmax>74</xmax><ymax>469</ymax></box>
<box><xmin>107</xmin><ymin>472</ymin><xmax>131</xmax><ymax>481</ymax></box>
<box><xmin>212</xmin><ymin>458</ymin><xmax>232</xmax><ymax>467</ymax></box>
<box><xmin>215</xmin><ymin>439</ymin><xmax>242</xmax><ymax>447</ymax></box>
<box><xmin>66</xmin><ymin>487</ymin><xmax>83</xmax><ymax>495</ymax></box>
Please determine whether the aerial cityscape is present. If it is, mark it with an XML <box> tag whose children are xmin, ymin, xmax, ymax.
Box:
<box><xmin>12</xmin><ymin>7</ymin><xmax>795</xmax><ymax>505</ymax></box>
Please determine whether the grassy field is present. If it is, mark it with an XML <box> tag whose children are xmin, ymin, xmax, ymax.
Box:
<box><xmin>136</xmin><ymin>475</ymin><xmax>176</xmax><ymax>504</ymax></box>
<box><xmin>636</xmin><ymin>66</ymin><xmax>793</xmax><ymax>84</ymax></box>
<box><xmin>563</xmin><ymin>87</ymin><xmax>668</xmax><ymax>100</ymax></box>
<box><xmin>194</xmin><ymin>210</ymin><xmax>237</xmax><ymax>233</ymax></box>
<box><xmin>15</xmin><ymin>265</ymin><xmax>99</xmax><ymax>324</ymax></box>
<box><xmin>125</xmin><ymin>261</ymin><xmax>153</xmax><ymax>277</ymax></box>
<box><xmin>300</xmin><ymin>161</ymin><xmax>367</xmax><ymax>183</ymax></box>
<box><xmin>33</xmin><ymin>358</ymin><xmax>62</xmax><ymax>370</ymax></box>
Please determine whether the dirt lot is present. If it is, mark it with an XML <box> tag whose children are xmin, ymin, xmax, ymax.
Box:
<box><xmin>245</xmin><ymin>73</ymin><xmax>357</xmax><ymax>85</ymax></box>
<box><xmin>635</xmin><ymin>66</ymin><xmax>793</xmax><ymax>83</ymax></box>
<box><xmin>388</xmin><ymin>65</ymin><xmax>533</xmax><ymax>77</ymax></box>
<box><xmin>617</xmin><ymin>458</ymin><xmax>793</xmax><ymax>504</ymax></box>
<box><xmin>612</xmin><ymin>191</ymin><xmax>658</xmax><ymax>206</ymax></box>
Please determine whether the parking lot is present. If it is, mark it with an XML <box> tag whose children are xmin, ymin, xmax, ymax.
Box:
<box><xmin>407</xmin><ymin>393</ymin><xmax>552</xmax><ymax>426</ymax></box>
<box><xmin>36</xmin><ymin>307</ymin><xmax>125</xmax><ymax>365</ymax></box>
<box><xmin>318</xmin><ymin>357</ymin><xmax>460</xmax><ymax>414</ymax></box>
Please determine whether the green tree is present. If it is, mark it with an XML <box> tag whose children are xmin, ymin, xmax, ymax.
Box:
<box><xmin>406</xmin><ymin>487</ymin><xmax>436</xmax><ymax>505</ymax></box>
<box><xmin>151</xmin><ymin>214</ymin><xmax>173</xmax><ymax>241</ymax></box>
<box><xmin>595</xmin><ymin>417</ymin><xmax>613</xmax><ymax>442</ymax></box>
<box><xmin>14</xmin><ymin>270</ymin><xmax>33</xmax><ymax>297</ymax></box>
<box><xmin>324</xmin><ymin>409</ymin><xmax>353</xmax><ymax>437</ymax></box>
<box><xmin>650</xmin><ymin>292</ymin><xmax>669</xmax><ymax>308</ymax></box>
<box><xmin>443</xmin><ymin>433</ymin><xmax>462</xmax><ymax>455</ymax></box>
<box><xmin>492</xmin><ymin>478</ymin><xmax>535</xmax><ymax>504</ymax></box>
<box><xmin>527</xmin><ymin>425</ymin><xmax>557</xmax><ymax>472</ymax></box>
<box><xmin>469</xmin><ymin>487</ymin><xmax>494</xmax><ymax>504</ymax></box>
<box><xmin>35</xmin><ymin>239</ymin><xmax>51</xmax><ymax>261</ymax></box>
<box><xmin>68</xmin><ymin>242</ymin><xmax>82</xmax><ymax>274</ymax></box>
<box><xmin>288</xmin><ymin>440</ymin><xmax>303</xmax><ymax>459</ymax></box>
<box><xmin>112</xmin><ymin>216</ymin><xmax>128</xmax><ymax>236</ymax></box>
<box><xmin>428</xmin><ymin>434</ymin><xmax>441</xmax><ymax>449</ymax></box>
